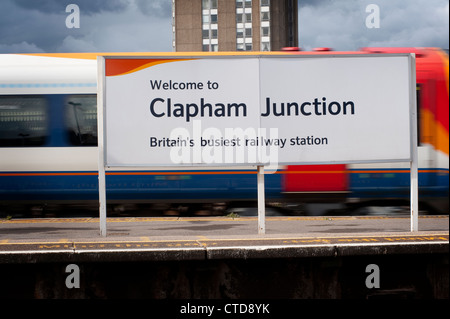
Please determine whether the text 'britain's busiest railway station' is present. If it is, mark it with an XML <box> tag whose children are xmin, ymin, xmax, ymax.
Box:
<box><xmin>0</xmin><ymin>0</ymin><xmax>448</xmax><ymax>308</ymax></box>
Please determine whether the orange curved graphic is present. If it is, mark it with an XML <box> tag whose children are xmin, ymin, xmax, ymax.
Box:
<box><xmin>423</xmin><ymin>109</ymin><xmax>449</xmax><ymax>156</ymax></box>
<box><xmin>105</xmin><ymin>58</ymin><xmax>193</xmax><ymax>77</ymax></box>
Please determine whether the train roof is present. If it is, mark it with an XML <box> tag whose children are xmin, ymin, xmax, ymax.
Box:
<box><xmin>0</xmin><ymin>47</ymin><xmax>447</xmax><ymax>94</ymax></box>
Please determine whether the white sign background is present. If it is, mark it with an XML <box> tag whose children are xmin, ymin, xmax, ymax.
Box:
<box><xmin>102</xmin><ymin>54</ymin><xmax>414</xmax><ymax>167</ymax></box>
<box><xmin>259</xmin><ymin>56</ymin><xmax>412</xmax><ymax>164</ymax></box>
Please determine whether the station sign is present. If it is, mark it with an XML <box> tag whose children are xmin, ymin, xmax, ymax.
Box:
<box><xmin>97</xmin><ymin>53</ymin><xmax>418</xmax><ymax>236</ymax></box>
<box><xmin>100</xmin><ymin>54</ymin><xmax>415</xmax><ymax>168</ymax></box>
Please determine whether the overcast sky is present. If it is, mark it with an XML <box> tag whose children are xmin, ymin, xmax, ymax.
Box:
<box><xmin>0</xmin><ymin>0</ymin><xmax>448</xmax><ymax>53</ymax></box>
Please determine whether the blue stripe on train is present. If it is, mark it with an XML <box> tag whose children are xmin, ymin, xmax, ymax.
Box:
<box><xmin>1</xmin><ymin>169</ymin><xmax>447</xmax><ymax>202</ymax></box>
<box><xmin>0</xmin><ymin>171</ymin><xmax>283</xmax><ymax>202</ymax></box>
<box><xmin>349</xmin><ymin>168</ymin><xmax>449</xmax><ymax>199</ymax></box>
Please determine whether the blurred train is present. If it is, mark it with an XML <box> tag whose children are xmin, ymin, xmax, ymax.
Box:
<box><xmin>0</xmin><ymin>48</ymin><xmax>448</xmax><ymax>216</ymax></box>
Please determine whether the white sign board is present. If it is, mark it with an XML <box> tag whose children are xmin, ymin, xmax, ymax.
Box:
<box><xmin>259</xmin><ymin>56</ymin><xmax>412</xmax><ymax>164</ymax></box>
<box><xmin>97</xmin><ymin>54</ymin><xmax>418</xmax><ymax>236</ymax></box>
<box><xmin>101</xmin><ymin>54</ymin><xmax>414</xmax><ymax>167</ymax></box>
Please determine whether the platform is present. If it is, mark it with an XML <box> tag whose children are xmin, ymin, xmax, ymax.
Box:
<box><xmin>1</xmin><ymin>215</ymin><xmax>448</xmax><ymax>263</ymax></box>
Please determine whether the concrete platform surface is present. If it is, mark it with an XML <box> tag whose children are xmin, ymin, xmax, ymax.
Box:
<box><xmin>0</xmin><ymin>215</ymin><xmax>448</xmax><ymax>263</ymax></box>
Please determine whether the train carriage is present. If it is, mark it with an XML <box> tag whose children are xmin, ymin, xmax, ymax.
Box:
<box><xmin>0</xmin><ymin>48</ymin><xmax>448</xmax><ymax>215</ymax></box>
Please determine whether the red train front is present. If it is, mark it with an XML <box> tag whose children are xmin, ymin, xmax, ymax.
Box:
<box><xmin>283</xmin><ymin>47</ymin><xmax>449</xmax><ymax>214</ymax></box>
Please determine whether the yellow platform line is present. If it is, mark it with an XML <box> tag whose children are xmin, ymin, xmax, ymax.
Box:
<box><xmin>1</xmin><ymin>233</ymin><xmax>447</xmax><ymax>247</ymax></box>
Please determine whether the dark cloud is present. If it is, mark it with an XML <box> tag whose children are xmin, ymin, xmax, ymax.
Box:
<box><xmin>0</xmin><ymin>0</ymin><xmax>448</xmax><ymax>54</ymax></box>
<box><xmin>12</xmin><ymin>0</ymin><xmax>172</xmax><ymax>16</ymax></box>
<box><xmin>0</xmin><ymin>0</ymin><xmax>64</xmax><ymax>52</ymax></box>
<box><xmin>0</xmin><ymin>0</ymin><xmax>173</xmax><ymax>53</ymax></box>
<box><xmin>298</xmin><ymin>0</ymin><xmax>449</xmax><ymax>51</ymax></box>
<box><xmin>299</xmin><ymin>0</ymin><xmax>333</xmax><ymax>8</ymax></box>
<box><xmin>135</xmin><ymin>0</ymin><xmax>172</xmax><ymax>16</ymax></box>
<box><xmin>12</xmin><ymin>0</ymin><xmax>130</xmax><ymax>15</ymax></box>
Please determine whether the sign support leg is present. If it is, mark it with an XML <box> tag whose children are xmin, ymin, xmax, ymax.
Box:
<box><xmin>97</xmin><ymin>56</ymin><xmax>107</xmax><ymax>237</ymax></box>
<box><xmin>410</xmin><ymin>53</ymin><xmax>419</xmax><ymax>232</ymax></box>
<box><xmin>409</xmin><ymin>53</ymin><xmax>419</xmax><ymax>232</ymax></box>
<box><xmin>257</xmin><ymin>165</ymin><xmax>265</xmax><ymax>234</ymax></box>
<box><xmin>410</xmin><ymin>147</ymin><xmax>419</xmax><ymax>231</ymax></box>
<box><xmin>98</xmin><ymin>164</ymin><xmax>107</xmax><ymax>237</ymax></box>
<box><xmin>410</xmin><ymin>159</ymin><xmax>418</xmax><ymax>232</ymax></box>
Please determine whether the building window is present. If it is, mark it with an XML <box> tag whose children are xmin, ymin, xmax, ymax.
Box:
<box><xmin>203</xmin><ymin>0</ymin><xmax>217</xmax><ymax>9</ymax></box>
<box><xmin>172</xmin><ymin>0</ymin><xmax>176</xmax><ymax>51</ymax></box>
<box><xmin>236</xmin><ymin>0</ymin><xmax>252</xmax><ymax>51</ymax></box>
<box><xmin>260</xmin><ymin>0</ymin><xmax>270</xmax><ymax>51</ymax></box>
<box><xmin>202</xmin><ymin>0</ymin><xmax>218</xmax><ymax>52</ymax></box>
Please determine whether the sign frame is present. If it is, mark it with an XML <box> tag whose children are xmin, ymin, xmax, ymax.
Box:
<box><xmin>97</xmin><ymin>53</ymin><xmax>418</xmax><ymax>236</ymax></box>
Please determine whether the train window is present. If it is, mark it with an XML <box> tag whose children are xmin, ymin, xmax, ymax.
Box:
<box><xmin>0</xmin><ymin>95</ymin><xmax>48</xmax><ymax>147</ymax></box>
<box><xmin>65</xmin><ymin>95</ymin><xmax>98</xmax><ymax>146</ymax></box>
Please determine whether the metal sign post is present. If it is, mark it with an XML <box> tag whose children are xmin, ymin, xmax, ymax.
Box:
<box><xmin>257</xmin><ymin>165</ymin><xmax>265</xmax><ymax>234</ymax></box>
<box><xmin>98</xmin><ymin>162</ymin><xmax>107</xmax><ymax>237</ymax></box>
<box><xmin>410</xmin><ymin>55</ymin><xmax>419</xmax><ymax>232</ymax></box>
<box><xmin>410</xmin><ymin>155</ymin><xmax>419</xmax><ymax>231</ymax></box>
<box><xmin>97</xmin><ymin>56</ymin><xmax>107</xmax><ymax>236</ymax></box>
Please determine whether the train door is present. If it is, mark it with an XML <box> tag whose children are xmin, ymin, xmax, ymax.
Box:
<box><xmin>417</xmin><ymin>80</ymin><xmax>437</xmax><ymax>191</ymax></box>
<box><xmin>283</xmin><ymin>164</ymin><xmax>348</xmax><ymax>201</ymax></box>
